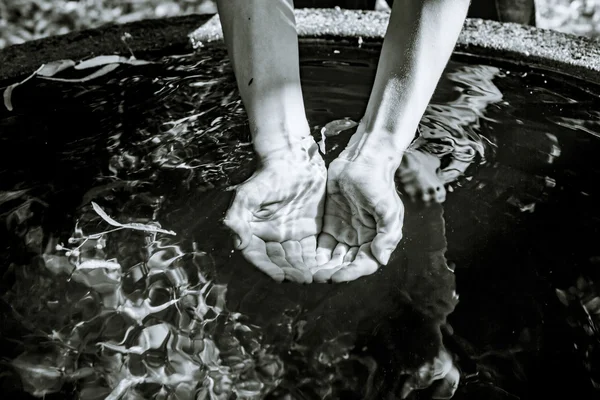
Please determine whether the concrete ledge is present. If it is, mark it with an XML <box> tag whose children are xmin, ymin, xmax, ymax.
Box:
<box><xmin>1</xmin><ymin>9</ymin><xmax>599</xmax><ymax>85</ymax></box>
<box><xmin>191</xmin><ymin>9</ymin><xmax>600</xmax><ymax>85</ymax></box>
<box><xmin>0</xmin><ymin>14</ymin><xmax>213</xmax><ymax>81</ymax></box>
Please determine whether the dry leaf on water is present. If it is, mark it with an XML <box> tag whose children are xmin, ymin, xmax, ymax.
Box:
<box><xmin>75</xmin><ymin>55</ymin><xmax>154</xmax><ymax>70</ymax></box>
<box><xmin>91</xmin><ymin>201</ymin><xmax>176</xmax><ymax>235</ymax></box>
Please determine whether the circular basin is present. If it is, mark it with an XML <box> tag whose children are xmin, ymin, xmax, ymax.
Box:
<box><xmin>0</xmin><ymin>9</ymin><xmax>599</xmax><ymax>400</ymax></box>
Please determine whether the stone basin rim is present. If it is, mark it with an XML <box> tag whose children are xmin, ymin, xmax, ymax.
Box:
<box><xmin>0</xmin><ymin>9</ymin><xmax>599</xmax><ymax>86</ymax></box>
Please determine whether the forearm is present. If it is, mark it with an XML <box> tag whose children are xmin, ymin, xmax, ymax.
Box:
<box><xmin>216</xmin><ymin>0</ymin><xmax>310</xmax><ymax>161</ymax></box>
<box><xmin>344</xmin><ymin>0</ymin><xmax>470</xmax><ymax>167</ymax></box>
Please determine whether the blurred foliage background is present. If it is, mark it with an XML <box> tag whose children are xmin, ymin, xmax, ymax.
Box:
<box><xmin>0</xmin><ymin>0</ymin><xmax>599</xmax><ymax>49</ymax></box>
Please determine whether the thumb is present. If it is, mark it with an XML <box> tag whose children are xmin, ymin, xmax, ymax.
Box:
<box><xmin>224</xmin><ymin>190</ymin><xmax>254</xmax><ymax>250</ymax></box>
<box><xmin>371</xmin><ymin>196</ymin><xmax>404</xmax><ymax>265</ymax></box>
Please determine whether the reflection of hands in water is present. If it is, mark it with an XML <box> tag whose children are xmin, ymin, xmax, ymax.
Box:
<box><xmin>399</xmin><ymin>344</ymin><xmax>460</xmax><ymax>400</ymax></box>
<box><xmin>397</xmin><ymin>65</ymin><xmax>504</xmax><ymax>205</ymax></box>
<box><xmin>312</xmin><ymin>158</ymin><xmax>404</xmax><ymax>283</ymax></box>
<box><xmin>224</xmin><ymin>137</ymin><xmax>326</xmax><ymax>283</ymax></box>
<box><xmin>365</xmin><ymin>202</ymin><xmax>460</xmax><ymax>399</ymax></box>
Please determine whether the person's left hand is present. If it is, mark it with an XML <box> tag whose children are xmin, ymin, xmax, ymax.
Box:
<box><xmin>224</xmin><ymin>136</ymin><xmax>326</xmax><ymax>283</ymax></box>
<box><xmin>312</xmin><ymin>156</ymin><xmax>404</xmax><ymax>282</ymax></box>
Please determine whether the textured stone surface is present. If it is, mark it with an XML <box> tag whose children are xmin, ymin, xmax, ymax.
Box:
<box><xmin>1</xmin><ymin>9</ymin><xmax>600</xmax><ymax>85</ymax></box>
<box><xmin>191</xmin><ymin>8</ymin><xmax>600</xmax><ymax>84</ymax></box>
<box><xmin>0</xmin><ymin>14</ymin><xmax>212</xmax><ymax>81</ymax></box>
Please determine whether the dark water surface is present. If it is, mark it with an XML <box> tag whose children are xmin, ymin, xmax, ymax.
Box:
<box><xmin>1</xmin><ymin>45</ymin><xmax>600</xmax><ymax>400</ymax></box>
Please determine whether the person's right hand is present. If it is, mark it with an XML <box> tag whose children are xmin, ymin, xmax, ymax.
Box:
<box><xmin>224</xmin><ymin>136</ymin><xmax>326</xmax><ymax>283</ymax></box>
<box><xmin>312</xmin><ymin>155</ymin><xmax>404</xmax><ymax>283</ymax></box>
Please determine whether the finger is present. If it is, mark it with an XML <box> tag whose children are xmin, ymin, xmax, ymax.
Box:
<box><xmin>241</xmin><ymin>236</ymin><xmax>284</xmax><ymax>282</ymax></box>
<box><xmin>431</xmin><ymin>365</ymin><xmax>460</xmax><ymax>399</ymax></box>
<box><xmin>282</xmin><ymin>241</ymin><xmax>312</xmax><ymax>283</ymax></box>
<box><xmin>313</xmin><ymin>264</ymin><xmax>344</xmax><ymax>283</ymax></box>
<box><xmin>316</xmin><ymin>233</ymin><xmax>337</xmax><ymax>265</ymax></box>
<box><xmin>266</xmin><ymin>242</ymin><xmax>304</xmax><ymax>283</ymax></box>
<box><xmin>331</xmin><ymin>243</ymin><xmax>379</xmax><ymax>283</ymax></box>
<box><xmin>343</xmin><ymin>246</ymin><xmax>359</xmax><ymax>263</ymax></box>
<box><xmin>282</xmin><ymin>241</ymin><xmax>306</xmax><ymax>269</ymax></box>
<box><xmin>331</xmin><ymin>242</ymin><xmax>349</xmax><ymax>259</ymax></box>
<box><xmin>371</xmin><ymin>197</ymin><xmax>404</xmax><ymax>265</ymax></box>
<box><xmin>281</xmin><ymin>267</ymin><xmax>310</xmax><ymax>283</ymax></box>
<box><xmin>312</xmin><ymin>243</ymin><xmax>349</xmax><ymax>282</ymax></box>
<box><xmin>224</xmin><ymin>190</ymin><xmax>254</xmax><ymax>250</ymax></box>
<box><xmin>300</xmin><ymin>236</ymin><xmax>318</xmax><ymax>270</ymax></box>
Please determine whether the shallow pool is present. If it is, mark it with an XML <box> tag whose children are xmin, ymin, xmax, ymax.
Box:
<box><xmin>1</xmin><ymin>44</ymin><xmax>599</xmax><ymax>399</ymax></box>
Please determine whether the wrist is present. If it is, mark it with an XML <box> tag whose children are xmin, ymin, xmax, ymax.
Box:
<box><xmin>339</xmin><ymin>129</ymin><xmax>405</xmax><ymax>171</ymax></box>
<box><xmin>251</xmin><ymin>115</ymin><xmax>313</xmax><ymax>162</ymax></box>
<box><xmin>256</xmin><ymin>135</ymin><xmax>320</xmax><ymax>166</ymax></box>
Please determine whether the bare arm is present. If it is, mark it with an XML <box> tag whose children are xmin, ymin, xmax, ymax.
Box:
<box><xmin>216</xmin><ymin>0</ymin><xmax>310</xmax><ymax>161</ymax></box>
<box><xmin>343</xmin><ymin>0</ymin><xmax>470</xmax><ymax>168</ymax></box>
<box><xmin>317</xmin><ymin>0</ymin><xmax>470</xmax><ymax>281</ymax></box>
<box><xmin>217</xmin><ymin>0</ymin><xmax>325</xmax><ymax>283</ymax></box>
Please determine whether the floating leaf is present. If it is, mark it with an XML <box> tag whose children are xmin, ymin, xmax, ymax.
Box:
<box><xmin>75</xmin><ymin>55</ymin><xmax>154</xmax><ymax>70</ymax></box>
<box><xmin>75</xmin><ymin>55</ymin><xmax>124</xmax><ymax>69</ymax></box>
<box><xmin>91</xmin><ymin>202</ymin><xmax>176</xmax><ymax>235</ymax></box>
<box><xmin>3</xmin><ymin>64</ymin><xmax>47</xmax><ymax>111</ymax></box>
<box><xmin>321</xmin><ymin>118</ymin><xmax>358</xmax><ymax>138</ymax></box>
<box><xmin>36</xmin><ymin>59</ymin><xmax>77</xmax><ymax>77</ymax></box>
<box><xmin>91</xmin><ymin>202</ymin><xmax>124</xmax><ymax>227</ymax></box>
<box><xmin>123</xmin><ymin>222</ymin><xmax>176</xmax><ymax>235</ymax></box>
<box><xmin>39</xmin><ymin>63</ymin><xmax>120</xmax><ymax>83</ymax></box>
<box><xmin>3</xmin><ymin>83</ymin><xmax>17</xmax><ymax>111</ymax></box>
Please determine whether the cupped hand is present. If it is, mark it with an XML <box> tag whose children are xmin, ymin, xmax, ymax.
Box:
<box><xmin>224</xmin><ymin>137</ymin><xmax>326</xmax><ymax>283</ymax></box>
<box><xmin>313</xmin><ymin>157</ymin><xmax>404</xmax><ymax>283</ymax></box>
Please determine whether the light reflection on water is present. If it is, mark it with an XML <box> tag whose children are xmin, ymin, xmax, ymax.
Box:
<box><xmin>0</xmin><ymin>47</ymin><xmax>599</xmax><ymax>399</ymax></box>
